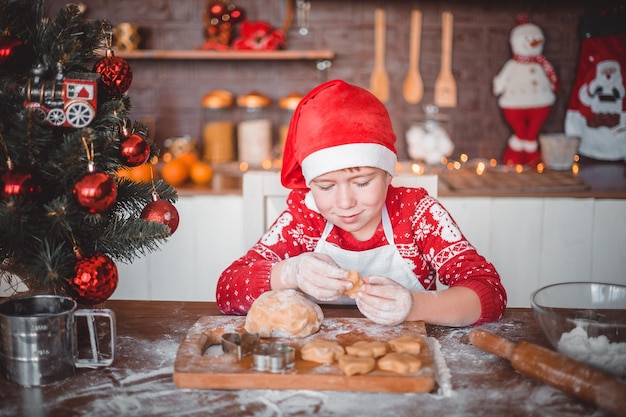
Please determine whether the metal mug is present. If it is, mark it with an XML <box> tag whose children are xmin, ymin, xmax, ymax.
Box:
<box><xmin>0</xmin><ymin>294</ymin><xmax>115</xmax><ymax>386</ymax></box>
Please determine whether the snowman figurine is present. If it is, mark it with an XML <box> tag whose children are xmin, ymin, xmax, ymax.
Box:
<box><xmin>493</xmin><ymin>15</ymin><xmax>559</xmax><ymax>166</ymax></box>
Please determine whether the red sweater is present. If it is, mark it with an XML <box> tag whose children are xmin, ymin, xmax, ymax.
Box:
<box><xmin>216</xmin><ymin>186</ymin><xmax>507</xmax><ymax>325</ymax></box>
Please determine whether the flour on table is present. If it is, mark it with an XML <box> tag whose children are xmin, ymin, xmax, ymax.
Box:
<box><xmin>557</xmin><ymin>325</ymin><xmax>626</xmax><ymax>376</ymax></box>
<box><xmin>428</xmin><ymin>337</ymin><xmax>452</xmax><ymax>398</ymax></box>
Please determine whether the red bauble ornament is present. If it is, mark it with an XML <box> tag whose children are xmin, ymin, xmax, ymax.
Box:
<box><xmin>0</xmin><ymin>167</ymin><xmax>42</xmax><ymax>199</ymax></box>
<box><xmin>141</xmin><ymin>198</ymin><xmax>180</xmax><ymax>234</ymax></box>
<box><xmin>73</xmin><ymin>171</ymin><xmax>118</xmax><ymax>213</ymax></box>
<box><xmin>93</xmin><ymin>51</ymin><xmax>133</xmax><ymax>96</ymax></box>
<box><xmin>66</xmin><ymin>253</ymin><xmax>118</xmax><ymax>305</ymax></box>
<box><xmin>120</xmin><ymin>133</ymin><xmax>150</xmax><ymax>166</ymax></box>
<box><xmin>0</xmin><ymin>35</ymin><xmax>24</xmax><ymax>66</ymax></box>
<box><xmin>0</xmin><ymin>36</ymin><xmax>20</xmax><ymax>63</ymax></box>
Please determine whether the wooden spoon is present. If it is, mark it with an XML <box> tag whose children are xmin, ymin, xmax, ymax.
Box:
<box><xmin>402</xmin><ymin>9</ymin><xmax>424</xmax><ymax>104</ymax></box>
<box><xmin>369</xmin><ymin>8</ymin><xmax>389</xmax><ymax>103</ymax></box>
<box><xmin>434</xmin><ymin>11</ymin><xmax>457</xmax><ymax>108</ymax></box>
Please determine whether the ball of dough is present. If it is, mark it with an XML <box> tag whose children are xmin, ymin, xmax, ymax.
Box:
<box><xmin>343</xmin><ymin>270</ymin><xmax>363</xmax><ymax>299</ymax></box>
<box><xmin>245</xmin><ymin>289</ymin><xmax>324</xmax><ymax>338</ymax></box>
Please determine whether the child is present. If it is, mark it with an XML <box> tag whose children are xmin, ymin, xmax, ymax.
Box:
<box><xmin>216</xmin><ymin>80</ymin><xmax>507</xmax><ymax>327</ymax></box>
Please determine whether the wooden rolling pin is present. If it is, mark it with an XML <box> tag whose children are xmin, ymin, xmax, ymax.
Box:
<box><xmin>469</xmin><ymin>329</ymin><xmax>626</xmax><ymax>417</ymax></box>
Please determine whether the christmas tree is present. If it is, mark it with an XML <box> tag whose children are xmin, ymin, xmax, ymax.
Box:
<box><xmin>0</xmin><ymin>0</ymin><xmax>179</xmax><ymax>304</ymax></box>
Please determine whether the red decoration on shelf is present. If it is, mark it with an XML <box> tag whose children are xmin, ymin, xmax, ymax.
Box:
<box><xmin>120</xmin><ymin>133</ymin><xmax>150</xmax><ymax>166</ymax></box>
<box><xmin>231</xmin><ymin>20</ymin><xmax>286</xmax><ymax>51</ymax></box>
<box><xmin>140</xmin><ymin>196</ymin><xmax>180</xmax><ymax>234</ymax></box>
<box><xmin>66</xmin><ymin>253</ymin><xmax>118</xmax><ymax>305</ymax></box>
<box><xmin>73</xmin><ymin>171</ymin><xmax>118</xmax><ymax>213</ymax></box>
<box><xmin>0</xmin><ymin>167</ymin><xmax>42</xmax><ymax>199</ymax></box>
<box><xmin>93</xmin><ymin>50</ymin><xmax>133</xmax><ymax>96</ymax></box>
<box><xmin>198</xmin><ymin>0</ymin><xmax>245</xmax><ymax>51</ymax></box>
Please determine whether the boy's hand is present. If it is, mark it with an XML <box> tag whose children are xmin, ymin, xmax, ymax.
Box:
<box><xmin>279</xmin><ymin>253</ymin><xmax>349</xmax><ymax>301</ymax></box>
<box><xmin>356</xmin><ymin>275</ymin><xmax>412</xmax><ymax>325</ymax></box>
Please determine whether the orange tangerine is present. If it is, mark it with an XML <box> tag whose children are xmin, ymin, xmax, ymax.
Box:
<box><xmin>161</xmin><ymin>158</ymin><xmax>189</xmax><ymax>186</ymax></box>
<box><xmin>176</xmin><ymin>152</ymin><xmax>199</xmax><ymax>168</ymax></box>
<box><xmin>190</xmin><ymin>161</ymin><xmax>213</xmax><ymax>185</ymax></box>
<box><xmin>117</xmin><ymin>164</ymin><xmax>153</xmax><ymax>183</ymax></box>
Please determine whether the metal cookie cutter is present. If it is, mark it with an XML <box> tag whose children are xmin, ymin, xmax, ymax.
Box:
<box><xmin>221</xmin><ymin>332</ymin><xmax>259</xmax><ymax>360</ymax></box>
<box><xmin>252</xmin><ymin>342</ymin><xmax>296</xmax><ymax>373</ymax></box>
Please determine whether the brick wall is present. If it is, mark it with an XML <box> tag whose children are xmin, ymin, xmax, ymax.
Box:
<box><xmin>45</xmin><ymin>0</ymin><xmax>609</xmax><ymax>161</ymax></box>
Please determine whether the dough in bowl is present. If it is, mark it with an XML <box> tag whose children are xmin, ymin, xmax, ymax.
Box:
<box><xmin>244</xmin><ymin>289</ymin><xmax>324</xmax><ymax>338</ymax></box>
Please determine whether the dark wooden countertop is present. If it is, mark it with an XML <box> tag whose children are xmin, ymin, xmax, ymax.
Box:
<box><xmin>438</xmin><ymin>157</ymin><xmax>626</xmax><ymax>198</ymax></box>
<box><xmin>0</xmin><ymin>301</ymin><xmax>618</xmax><ymax>417</ymax></box>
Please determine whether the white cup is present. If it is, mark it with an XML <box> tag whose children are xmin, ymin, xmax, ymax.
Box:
<box><xmin>539</xmin><ymin>134</ymin><xmax>580</xmax><ymax>170</ymax></box>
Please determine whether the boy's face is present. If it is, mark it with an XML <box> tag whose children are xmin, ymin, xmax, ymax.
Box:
<box><xmin>309</xmin><ymin>167</ymin><xmax>391</xmax><ymax>241</ymax></box>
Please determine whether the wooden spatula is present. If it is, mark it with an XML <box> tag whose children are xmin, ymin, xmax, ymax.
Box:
<box><xmin>370</xmin><ymin>8</ymin><xmax>389</xmax><ymax>103</ymax></box>
<box><xmin>434</xmin><ymin>11</ymin><xmax>457</xmax><ymax>108</ymax></box>
<box><xmin>469</xmin><ymin>329</ymin><xmax>626</xmax><ymax>417</ymax></box>
<box><xmin>402</xmin><ymin>9</ymin><xmax>424</xmax><ymax>105</ymax></box>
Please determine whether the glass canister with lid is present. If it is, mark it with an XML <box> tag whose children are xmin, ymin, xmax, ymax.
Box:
<box><xmin>405</xmin><ymin>104</ymin><xmax>454</xmax><ymax>165</ymax></box>
<box><xmin>237</xmin><ymin>91</ymin><xmax>272</xmax><ymax>167</ymax></box>
<box><xmin>277</xmin><ymin>92</ymin><xmax>303</xmax><ymax>160</ymax></box>
<box><xmin>201</xmin><ymin>89</ymin><xmax>235</xmax><ymax>164</ymax></box>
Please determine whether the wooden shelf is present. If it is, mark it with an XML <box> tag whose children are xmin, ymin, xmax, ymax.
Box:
<box><xmin>116</xmin><ymin>49</ymin><xmax>335</xmax><ymax>61</ymax></box>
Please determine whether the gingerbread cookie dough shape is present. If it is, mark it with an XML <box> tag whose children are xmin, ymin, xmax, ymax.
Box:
<box><xmin>388</xmin><ymin>335</ymin><xmax>423</xmax><ymax>355</ymax></box>
<box><xmin>338</xmin><ymin>354</ymin><xmax>376</xmax><ymax>376</ymax></box>
<box><xmin>244</xmin><ymin>289</ymin><xmax>324</xmax><ymax>338</ymax></box>
<box><xmin>345</xmin><ymin>340</ymin><xmax>388</xmax><ymax>358</ymax></box>
<box><xmin>301</xmin><ymin>340</ymin><xmax>345</xmax><ymax>364</ymax></box>
<box><xmin>343</xmin><ymin>270</ymin><xmax>363</xmax><ymax>299</ymax></box>
<box><xmin>377</xmin><ymin>352</ymin><xmax>422</xmax><ymax>374</ymax></box>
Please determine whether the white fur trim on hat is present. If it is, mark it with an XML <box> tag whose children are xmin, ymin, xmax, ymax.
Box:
<box><xmin>301</xmin><ymin>143</ymin><xmax>397</xmax><ymax>185</ymax></box>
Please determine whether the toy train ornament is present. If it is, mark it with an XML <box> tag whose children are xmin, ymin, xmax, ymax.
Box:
<box><xmin>23</xmin><ymin>63</ymin><xmax>100</xmax><ymax>128</ymax></box>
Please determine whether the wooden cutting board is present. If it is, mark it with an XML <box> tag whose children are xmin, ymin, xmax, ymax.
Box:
<box><xmin>174</xmin><ymin>316</ymin><xmax>435</xmax><ymax>393</ymax></box>
<box><xmin>440</xmin><ymin>168</ymin><xmax>590</xmax><ymax>194</ymax></box>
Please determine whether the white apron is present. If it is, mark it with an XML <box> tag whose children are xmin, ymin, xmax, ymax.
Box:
<box><xmin>313</xmin><ymin>206</ymin><xmax>425</xmax><ymax>304</ymax></box>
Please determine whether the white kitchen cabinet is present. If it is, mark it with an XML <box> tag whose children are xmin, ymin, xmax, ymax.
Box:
<box><xmin>113</xmin><ymin>194</ymin><xmax>245</xmax><ymax>302</ymax></box>
<box><xmin>538</xmin><ymin>198</ymin><xmax>595</xmax><ymax>287</ymax></box>
<box><xmin>441</xmin><ymin>197</ymin><xmax>543</xmax><ymax>307</ymax></box>
<box><xmin>440</xmin><ymin>196</ymin><xmax>626</xmax><ymax>307</ymax></box>
<box><xmin>591</xmin><ymin>199</ymin><xmax>626</xmax><ymax>281</ymax></box>
<box><xmin>4</xmin><ymin>194</ymin><xmax>624</xmax><ymax>307</ymax></box>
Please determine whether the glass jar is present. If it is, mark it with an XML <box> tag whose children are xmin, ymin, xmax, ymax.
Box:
<box><xmin>201</xmin><ymin>89</ymin><xmax>235</xmax><ymax>164</ymax></box>
<box><xmin>277</xmin><ymin>92</ymin><xmax>303</xmax><ymax>159</ymax></box>
<box><xmin>237</xmin><ymin>91</ymin><xmax>272</xmax><ymax>167</ymax></box>
<box><xmin>405</xmin><ymin>105</ymin><xmax>454</xmax><ymax>165</ymax></box>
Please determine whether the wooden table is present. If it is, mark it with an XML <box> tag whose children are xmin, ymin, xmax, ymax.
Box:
<box><xmin>0</xmin><ymin>301</ymin><xmax>617</xmax><ymax>417</ymax></box>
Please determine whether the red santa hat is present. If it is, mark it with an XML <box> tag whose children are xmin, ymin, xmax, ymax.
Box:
<box><xmin>281</xmin><ymin>79</ymin><xmax>397</xmax><ymax>189</ymax></box>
